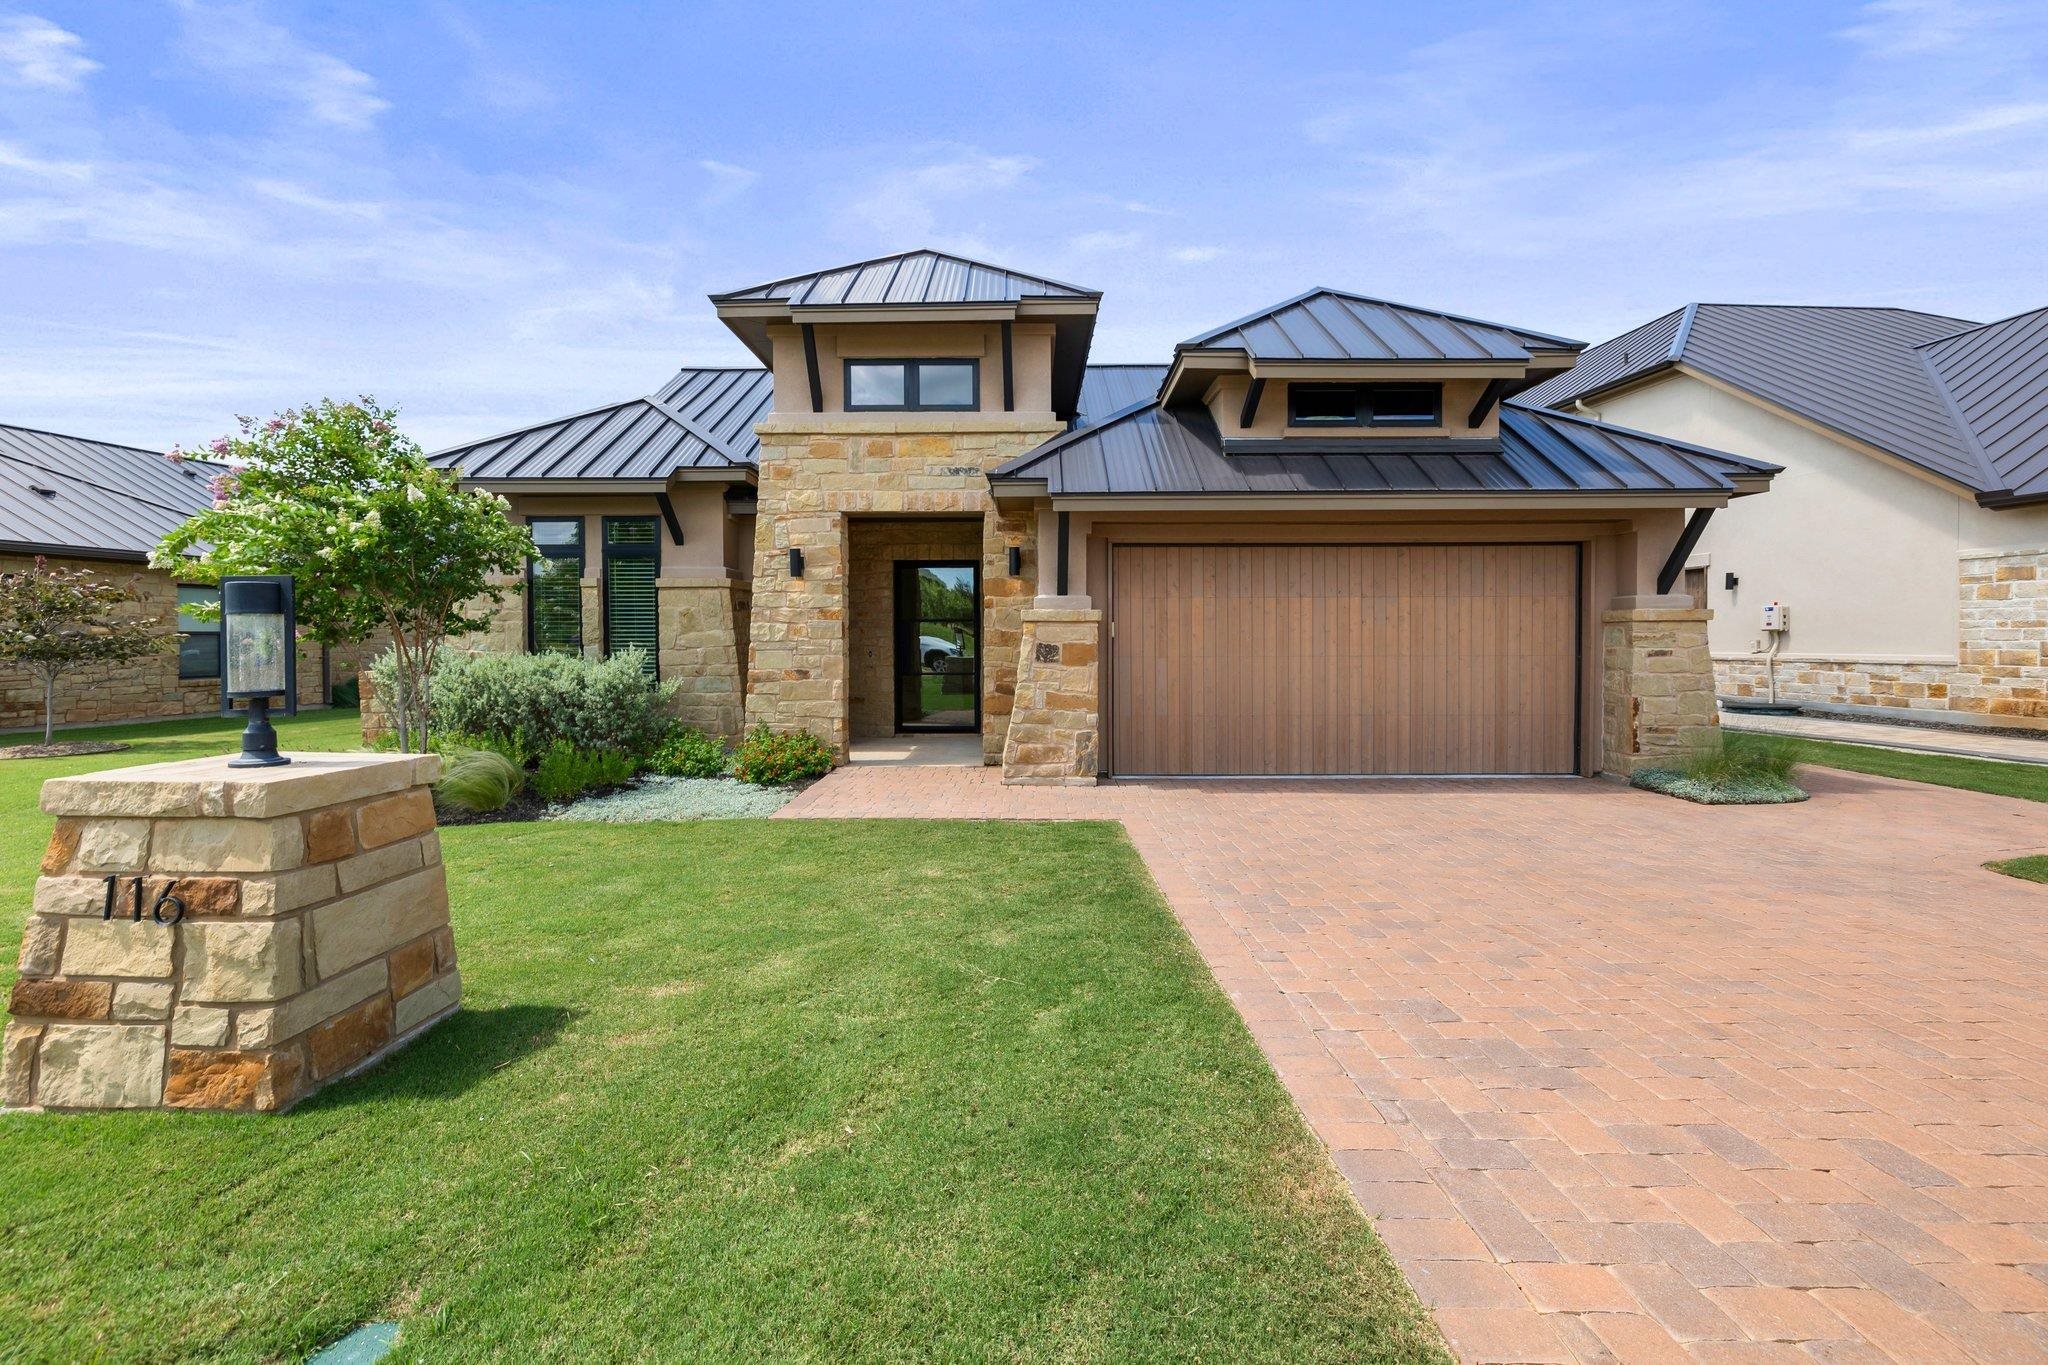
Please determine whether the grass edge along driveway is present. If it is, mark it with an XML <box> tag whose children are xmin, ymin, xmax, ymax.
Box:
<box><xmin>0</xmin><ymin>715</ymin><xmax>1445</xmax><ymax>1363</ymax></box>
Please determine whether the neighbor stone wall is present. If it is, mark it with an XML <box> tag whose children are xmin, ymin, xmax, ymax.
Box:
<box><xmin>1603</xmin><ymin>606</ymin><xmax>1718</xmax><ymax>775</ymax></box>
<box><xmin>0</xmin><ymin>554</ymin><xmax>362</xmax><ymax>734</ymax></box>
<box><xmin>847</xmin><ymin>518</ymin><xmax>982</xmax><ymax>741</ymax></box>
<box><xmin>1001</xmin><ymin>608</ymin><xmax>1102</xmax><ymax>785</ymax></box>
<box><xmin>745</xmin><ymin>417</ymin><xmax>1055</xmax><ymax>761</ymax></box>
<box><xmin>3</xmin><ymin>752</ymin><xmax>458</xmax><ymax>1112</ymax></box>
<box><xmin>1715</xmin><ymin>548</ymin><xmax>2048</xmax><ymax>730</ymax></box>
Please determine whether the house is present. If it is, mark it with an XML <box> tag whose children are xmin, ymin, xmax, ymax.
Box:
<box><xmin>0</xmin><ymin>423</ymin><xmax>354</xmax><ymax>731</ymax></box>
<box><xmin>432</xmin><ymin>248</ymin><xmax>1778</xmax><ymax>782</ymax></box>
<box><xmin>1519</xmin><ymin>304</ymin><xmax>2048</xmax><ymax>730</ymax></box>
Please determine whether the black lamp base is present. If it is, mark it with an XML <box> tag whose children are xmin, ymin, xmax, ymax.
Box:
<box><xmin>228</xmin><ymin>696</ymin><xmax>292</xmax><ymax>768</ymax></box>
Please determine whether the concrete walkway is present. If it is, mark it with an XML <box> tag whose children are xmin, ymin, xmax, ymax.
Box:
<box><xmin>782</xmin><ymin>766</ymin><xmax>2048</xmax><ymax>1363</ymax></box>
<box><xmin>1723</xmin><ymin>709</ymin><xmax>2048</xmax><ymax>767</ymax></box>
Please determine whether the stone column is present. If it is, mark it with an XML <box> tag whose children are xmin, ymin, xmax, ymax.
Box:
<box><xmin>658</xmin><ymin>577</ymin><xmax>747</xmax><ymax>742</ymax></box>
<box><xmin>3</xmin><ymin>752</ymin><xmax>458</xmax><ymax>1113</ymax></box>
<box><xmin>744</xmin><ymin>509</ymin><xmax>849</xmax><ymax>755</ymax></box>
<box><xmin>1602</xmin><ymin>604</ymin><xmax>1718</xmax><ymax>775</ymax></box>
<box><xmin>1001</xmin><ymin>607</ymin><xmax>1102</xmax><ymax>785</ymax></box>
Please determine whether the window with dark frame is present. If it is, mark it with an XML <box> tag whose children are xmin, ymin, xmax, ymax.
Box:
<box><xmin>527</xmin><ymin>517</ymin><xmax>585</xmax><ymax>656</ymax></box>
<box><xmin>1285</xmin><ymin>382</ymin><xmax>1444</xmax><ymax>428</ymax></box>
<box><xmin>176</xmin><ymin>584</ymin><xmax>221</xmax><ymax>680</ymax></box>
<box><xmin>844</xmin><ymin>359</ymin><xmax>979</xmax><ymax>412</ymax></box>
<box><xmin>602</xmin><ymin>516</ymin><xmax>660</xmax><ymax>680</ymax></box>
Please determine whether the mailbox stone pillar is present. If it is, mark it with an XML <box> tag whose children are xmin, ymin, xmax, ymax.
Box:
<box><xmin>3</xmin><ymin>752</ymin><xmax>457</xmax><ymax>1113</ymax></box>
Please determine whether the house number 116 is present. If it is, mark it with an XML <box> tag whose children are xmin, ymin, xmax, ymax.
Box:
<box><xmin>101</xmin><ymin>876</ymin><xmax>185</xmax><ymax>925</ymax></box>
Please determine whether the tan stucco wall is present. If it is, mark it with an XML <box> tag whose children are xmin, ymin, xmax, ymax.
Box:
<box><xmin>766</xmin><ymin>321</ymin><xmax>1056</xmax><ymax>419</ymax></box>
<box><xmin>846</xmin><ymin>518</ymin><xmax>983</xmax><ymax>741</ymax></box>
<box><xmin>1202</xmin><ymin>375</ymin><xmax>1504</xmax><ymax>442</ymax></box>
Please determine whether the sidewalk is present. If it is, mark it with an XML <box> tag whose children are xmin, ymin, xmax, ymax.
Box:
<box><xmin>1722</xmin><ymin>707</ymin><xmax>2048</xmax><ymax>766</ymax></box>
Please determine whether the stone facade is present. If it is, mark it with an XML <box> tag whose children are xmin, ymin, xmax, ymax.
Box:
<box><xmin>847</xmin><ymin>518</ymin><xmax>982</xmax><ymax>741</ymax></box>
<box><xmin>3</xmin><ymin>753</ymin><xmax>458</xmax><ymax>1112</ymax></box>
<box><xmin>658</xmin><ymin>578</ymin><xmax>749</xmax><ymax>741</ymax></box>
<box><xmin>1715</xmin><ymin>548</ymin><xmax>2048</xmax><ymax>730</ymax></box>
<box><xmin>1001</xmin><ymin>608</ymin><xmax>1102</xmax><ymax>785</ymax></box>
<box><xmin>1603</xmin><ymin>606</ymin><xmax>1718</xmax><ymax>774</ymax></box>
<box><xmin>0</xmin><ymin>553</ymin><xmax>364</xmax><ymax>734</ymax></box>
<box><xmin>744</xmin><ymin>417</ymin><xmax>1055</xmax><ymax>762</ymax></box>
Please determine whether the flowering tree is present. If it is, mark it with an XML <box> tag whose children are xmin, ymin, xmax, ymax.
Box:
<box><xmin>0</xmin><ymin>558</ymin><xmax>166</xmax><ymax>745</ymax></box>
<box><xmin>154</xmin><ymin>397</ymin><xmax>535</xmax><ymax>751</ymax></box>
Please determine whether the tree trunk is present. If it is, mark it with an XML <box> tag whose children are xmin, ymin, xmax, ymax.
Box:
<box><xmin>41</xmin><ymin>673</ymin><xmax>55</xmax><ymax>746</ymax></box>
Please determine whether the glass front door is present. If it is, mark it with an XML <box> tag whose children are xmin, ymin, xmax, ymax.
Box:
<box><xmin>894</xmin><ymin>561</ymin><xmax>980</xmax><ymax>731</ymax></box>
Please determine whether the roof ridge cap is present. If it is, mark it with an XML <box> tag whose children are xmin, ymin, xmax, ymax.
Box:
<box><xmin>643</xmin><ymin>393</ymin><xmax>742</xmax><ymax>465</ymax></box>
<box><xmin>1914</xmin><ymin>347</ymin><xmax>2006</xmax><ymax>493</ymax></box>
<box><xmin>1914</xmin><ymin>303</ymin><xmax>2048</xmax><ymax>351</ymax></box>
<box><xmin>0</xmin><ymin>422</ymin><xmax>165</xmax><ymax>457</ymax></box>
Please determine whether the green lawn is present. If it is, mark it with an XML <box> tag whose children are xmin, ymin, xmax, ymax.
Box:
<box><xmin>0</xmin><ymin>713</ymin><xmax>1442</xmax><ymax>1363</ymax></box>
<box><xmin>1727</xmin><ymin>729</ymin><xmax>2048</xmax><ymax>804</ymax></box>
<box><xmin>1990</xmin><ymin>855</ymin><xmax>2048</xmax><ymax>884</ymax></box>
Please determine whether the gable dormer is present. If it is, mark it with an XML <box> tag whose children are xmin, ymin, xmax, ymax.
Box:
<box><xmin>1162</xmin><ymin>289</ymin><xmax>1583</xmax><ymax>446</ymax></box>
<box><xmin>710</xmin><ymin>249</ymin><xmax>1102</xmax><ymax>423</ymax></box>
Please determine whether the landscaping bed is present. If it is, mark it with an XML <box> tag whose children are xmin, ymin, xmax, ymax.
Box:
<box><xmin>547</xmin><ymin>774</ymin><xmax>798</xmax><ymax>822</ymax></box>
<box><xmin>0</xmin><ymin>740</ymin><xmax>130</xmax><ymax>760</ymax></box>
<box><xmin>1629</xmin><ymin>735</ymin><xmax>1809</xmax><ymax>805</ymax></box>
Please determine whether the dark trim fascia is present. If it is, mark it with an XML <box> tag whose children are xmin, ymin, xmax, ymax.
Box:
<box><xmin>652</xmin><ymin>491</ymin><xmax>686</xmax><ymax>546</ymax></box>
<box><xmin>1976</xmin><ymin>488</ymin><xmax>2046</xmax><ymax>509</ymax></box>
<box><xmin>1221</xmin><ymin>437</ymin><xmax>1502</xmax><ymax>456</ymax></box>
<box><xmin>0</xmin><ymin>541</ymin><xmax>149</xmax><ymax>563</ymax></box>
<box><xmin>1238</xmin><ymin>377</ymin><xmax>1265</xmax><ymax>429</ymax></box>
<box><xmin>1001</xmin><ymin>321</ymin><xmax>1015</xmax><ymax>411</ymax></box>
<box><xmin>1656</xmin><ymin>507</ymin><xmax>1714</xmax><ymax>595</ymax></box>
<box><xmin>1467</xmin><ymin>378</ymin><xmax>1510</xmax><ymax>427</ymax></box>
<box><xmin>801</xmin><ymin>324</ymin><xmax>823</xmax><ymax>413</ymax></box>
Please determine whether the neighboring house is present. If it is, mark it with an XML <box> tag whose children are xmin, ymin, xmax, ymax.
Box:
<box><xmin>0</xmin><ymin>424</ymin><xmax>355</xmax><ymax>732</ymax></box>
<box><xmin>433</xmin><ymin>248</ymin><xmax>1777</xmax><ymax>782</ymax></box>
<box><xmin>1520</xmin><ymin>304</ymin><xmax>2048</xmax><ymax>730</ymax></box>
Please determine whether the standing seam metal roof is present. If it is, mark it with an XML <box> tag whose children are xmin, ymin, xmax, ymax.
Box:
<box><xmin>0</xmin><ymin>424</ymin><xmax>217</xmax><ymax>559</ymax></box>
<box><xmin>1183</xmin><ymin>288</ymin><xmax>1584</xmax><ymax>362</ymax></box>
<box><xmin>711</xmin><ymin>248</ymin><xmax>1099</xmax><ymax>306</ymax></box>
<box><xmin>1918</xmin><ymin>306</ymin><xmax>2048</xmax><ymax>502</ymax></box>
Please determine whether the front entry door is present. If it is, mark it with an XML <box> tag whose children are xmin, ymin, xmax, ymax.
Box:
<box><xmin>894</xmin><ymin>561</ymin><xmax>980</xmax><ymax>732</ymax></box>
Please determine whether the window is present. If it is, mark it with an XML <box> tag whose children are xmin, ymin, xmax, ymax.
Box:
<box><xmin>176</xmin><ymin>585</ymin><xmax>221</xmax><ymax>680</ymax></box>
<box><xmin>603</xmin><ymin>517</ymin><xmax>660</xmax><ymax>679</ymax></box>
<box><xmin>1286</xmin><ymin>382</ymin><xmax>1444</xmax><ymax>428</ymax></box>
<box><xmin>527</xmin><ymin>517</ymin><xmax>584</xmax><ymax>656</ymax></box>
<box><xmin>844</xmin><ymin>359</ymin><xmax>979</xmax><ymax>411</ymax></box>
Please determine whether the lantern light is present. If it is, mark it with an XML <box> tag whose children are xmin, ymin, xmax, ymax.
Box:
<box><xmin>218</xmin><ymin>575</ymin><xmax>297</xmax><ymax>768</ymax></box>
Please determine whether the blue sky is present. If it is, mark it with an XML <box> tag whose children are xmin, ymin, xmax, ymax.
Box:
<box><xmin>1</xmin><ymin>0</ymin><xmax>2044</xmax><ymax>449</ymax></box>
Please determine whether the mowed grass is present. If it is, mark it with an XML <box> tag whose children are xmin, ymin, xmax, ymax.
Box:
<box><xmin>0</xmin><ymin>713</ymin><xmax>1443</xmax><ymax>1363</ymax></box>
<box><xmin>1726</xmin><ymin>729</ymin><xmax>2048</xmax><ymax>804</ymax></box>
<box><xmin>1990</xmin><ymin>855</ymin><xmax>2048</xmax><ymax>884</ymax></box>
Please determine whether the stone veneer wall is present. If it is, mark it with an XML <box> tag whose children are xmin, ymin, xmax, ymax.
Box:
<box><xmin>1602</xmin><ymin>606</ymin><xmax>1718</xmax><ymax>775</ymax></box>
<box><xmin>847</xmin><ymin>518</ymin><xmax>983</xmax><ymax>741</ymax></box>
<box><xmin>745</xmin><ymin>418</ymin><xmax>1055</xmax><ymax>762</ymax></box>
<box><xmin>1715</xmin><ymin>548</ymin><xmax>2048</xmax><ymax>730</ymax></box>
<box><xmin>1001</xmin><ymin>608</ymin><xmax>1102</xmax><ymax>785</ymax></box>
<box><xmin>3</xmin><ymin>753</ymin><xmax>458</xmax><ymax>1112</ymax></box>
<box><xmin>0</xmin><ymin>553</ymin><xmax>359</xmax><ymax>733</ymax></box>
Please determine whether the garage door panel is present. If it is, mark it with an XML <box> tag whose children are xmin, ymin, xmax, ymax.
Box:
<box><xmin>1110</xmin><ymin>544</ymin><xmax>1578</xmax><ymax>776</ymax></box>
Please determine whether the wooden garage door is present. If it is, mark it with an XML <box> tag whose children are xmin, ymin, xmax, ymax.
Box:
<box><xmin>1109</xmin><ymin>544</ymin><xmax>1579</xmax><ymax>776</ymax></box>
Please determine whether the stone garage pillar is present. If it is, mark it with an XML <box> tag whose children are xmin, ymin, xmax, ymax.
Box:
<box><xmin>1602</xmin><ymin>604</ymin><xmax>1719</xmax><ymax>775</ymax></box>
<box><xmin>1001</xmin><ymin>607</ymin><xmax>1103</xmax><ymax>784</ymax></box>
<box><xmin>2</xmin><ymin>752</ymin><xmax>458</xmax><ymax>1113</ymax></box>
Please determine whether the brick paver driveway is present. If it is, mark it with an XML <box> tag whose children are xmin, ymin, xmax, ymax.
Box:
<box><xmin>781</xmin><ymin>766</ymin><xmax>2048</xmax><ymax>1362</ymax></box>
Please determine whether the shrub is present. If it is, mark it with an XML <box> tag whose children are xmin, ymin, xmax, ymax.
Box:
<box><xmin>331</xmin><ymin>676</ymin><xmax>361</xmax><ymax>709</ymax></box>
<box><xmin>1630</xmin><ymin>735</ymin><xmax>1806</xmax><ymax>805</ymax></box>
<box><xmin>435</xmin><ymin>748</ymin><xmax>525</xmax><ymax>815</ymax></box>
<box><xmin>532</xmin><ymin>742</ymin><xmax>639</xmax><ymax>804</ymax></box>
<box><xmin>649</xmin><ymin>726</ymin><xmax>728</xmax><ymax>778</ymax></box>
<box><xmin>732</xmin><ymin>726</ymin><xmax>834</xmax><ymax>786</ymax></box>
<box><xmin>378</xmin><ymin>648</ymin><xmax>677</xmax><ymax>762</ymax></box>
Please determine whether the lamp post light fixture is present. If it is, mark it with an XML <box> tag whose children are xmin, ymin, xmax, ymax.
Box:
<box><xmin>218</xmin><ymin>575</ymin><xmax>297</xmax><ymax>767</ymax></box>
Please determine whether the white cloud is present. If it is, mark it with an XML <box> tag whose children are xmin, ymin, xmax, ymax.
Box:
<box><xmin>171</xmin><ymin>1</ymin><xmax>388</xmax><ymax>130</ymax></box>
<box><xmin>698</xmin><ymin>159</ymin><xmax>759</xmax><ymax>206</ymax></box>
<box><xmin>1068</xmin><ymin>229</ymin><xmax>1141</xmax><ymax>253</ymax></box>
<box><xmin>1839</xmin><ymin>0</ymin><xmax>1991</xmax><ymax>57</ymax></box>
<box><xmin>0</xmin><ymin>14</ymin><xmax>98</xmax><ymax>90</ymax></box>
<box><xmin>1170</xmin><ymin>245</ymin><xmax>1225</xmax><ymax>264</ymax></box>
<box><xmin>843</xmin><ymin>150</ymin><xmax>1035</xmax><ymax>242</ymax></box>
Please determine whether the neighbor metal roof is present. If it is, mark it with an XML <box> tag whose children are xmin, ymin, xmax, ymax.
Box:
<box><xmin>430</xmin><ymin>369</ymin><xmax>772</xmax><ymax>481</ymax></box>
<box><xmin>1516</xmin><ymin>304</ymin><xmax>2007</xmax><ymax>494</ymax></box>
<box><xmin>1074</xmin><ymin>365</ymin><xmax>1166</xmax><ymax>428</ymax></box>
<box><xmin>1182</xmin><ymin>289</ymin><xmax>1583</xmax><ymax>363</ymax></box>
<box><xmin>1919</xmin><ymin>306</ymin><xmax>2048</xmax><ymax>504</ymax></box>
<box><xmin>993</xmin><ymin>401</ymin><xmax>1777</xmax><ymax>499</ymax></box>
<box><xmin>712</xmin><ymin>249</ymin><xmax>1099</xmax><ymax>307</ymax></box>
<box><xmin>0</xmin><ymin>424</ymin><xmax>217</xmax><ymax>560</ymax></box>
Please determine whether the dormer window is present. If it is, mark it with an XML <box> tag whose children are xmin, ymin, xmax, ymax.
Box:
<box><xmin>1287</xmin><ymin>382</ymin><xmax>1443</xmax><ymax>428</ymax></box>
<box><xmin>845</xmin><ymin>359</ymin><xmax>979</xmax><ymax>412</ymax></box>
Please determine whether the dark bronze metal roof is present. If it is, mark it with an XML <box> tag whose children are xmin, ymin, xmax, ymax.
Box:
<box><xmin>1183</xmin><ymin>289</ymin><xmax>1583</xmax><ymax>362</ymax></box>
<box><xmin>993</xmin><ymin>401</ymin><xmax>1777</xmax><ymax>499</ymax></box>
<box><xmin>1075</xmin><ymin>365</ymin><xmax>1166</xmax><ymax>427</ymax></box>
<box><xmin>1920</xmin><ymin>306</ymin><xmax>2048</xmax><ymax>505</ymax></box>
<box><xmin>0</xmin><ymin>424</ymin><xmax>218</xmax><ymax>560</ymax></box>
<box><xmin>712</xmin><ymin>248</ymin><xmax>1098</xmax><ymax>307</ymax></box>
<box><xmin>429</xmin><ymin>369</ymin><xmax>771</xmax><ymax>481</ymax></box>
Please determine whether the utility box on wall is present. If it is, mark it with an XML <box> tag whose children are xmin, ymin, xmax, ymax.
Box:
<box><xmin>2</xmin><ymin>752</ymin><xmax>458</xmax><ymax>1113</ymax></box>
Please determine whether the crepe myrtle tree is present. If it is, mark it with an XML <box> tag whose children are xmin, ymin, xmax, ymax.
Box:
<box><xmin>0</xmin><ymin>557</ymin><xmax>166</xmax><ymax>745</ymax></box>
<box><xmin>154</xmin><ymin>397</ymin><xmax>535</xmax><ymax>752</ymax></box>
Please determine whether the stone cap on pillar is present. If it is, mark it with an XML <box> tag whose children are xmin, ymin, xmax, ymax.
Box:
<box><xmin>41</xmin><ymin>752</ymin><xmax>442</xmax><ymax>821</ymax></box>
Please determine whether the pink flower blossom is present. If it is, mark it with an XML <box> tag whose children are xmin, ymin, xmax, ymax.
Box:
<box><xmin>265</xmin><ymin>418</ymin><xmax>285</xmax><ymax>432</ymax></box>
<box><xmin>208</xmin><ymin>436</ymin><xmax>231</xmax><ymax>455</ymax></box>
<box><xmin>164</xmin><ymin>446</ymin><xmax>185</xmax><ymax>464</ymax></box>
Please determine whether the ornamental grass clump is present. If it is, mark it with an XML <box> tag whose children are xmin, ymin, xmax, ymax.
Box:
<box><xmin>532</xmin><ymin>741</ymin><xmax>637</xmax><ymax>804</ymax></box>
<box><xmin>732</xmin><ymin>726</ymin><xmax>834</xmax><ymax>787</ymax></box>
<box><xmin>1630</xmin><ymin>735</ymin><xmax>1807</xmax><ymax>805</ymax></box>
<box><xmin>434</xmin><ymin>747</ymin><xmax>525</xmax><ymax>815</ymax></box>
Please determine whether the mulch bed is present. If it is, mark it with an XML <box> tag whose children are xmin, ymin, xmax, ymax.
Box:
<box><xmin>0</xmin><ymin>741</ymin><xmax>132</xmax><ymax>761</ymax></box>
<box><xmin>432</xmin><ymin>790</ymin><xmax>551</xmax><ymax>826</ymax></box>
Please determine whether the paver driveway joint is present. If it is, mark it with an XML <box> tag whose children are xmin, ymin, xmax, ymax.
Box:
<box><xmin>779</xmin><ymin>765</ymin><xmax>2048</xmax><ymax>1363</ymax></box>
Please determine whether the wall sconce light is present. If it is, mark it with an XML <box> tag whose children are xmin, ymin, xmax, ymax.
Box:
<box><xmin>1007</xmin><ymin>545</ymin><xmax>1022</xmax><ymax>577</ymax></box>
<box><xmin>218</xmin><ymin>574</ymin><xmax>297</xmax><ymax>767</ymax></box>
<box><xmin>788</xmin><ymin>547</ymin><xmax>805</xmax><ymax>579</ymax></box>
<box><xmin>1724</xmin><ymin>572</ymin><xmax>1739</xmax><ymax>591</ymax></box>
